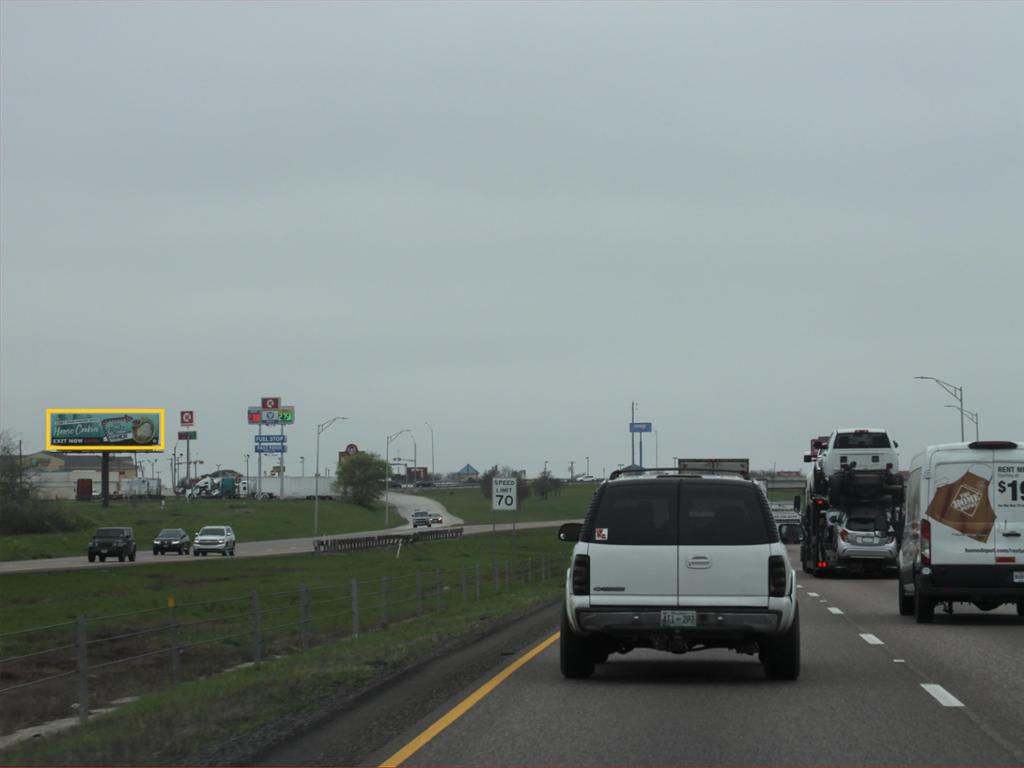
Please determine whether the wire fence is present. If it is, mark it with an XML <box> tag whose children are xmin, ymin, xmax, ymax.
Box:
<box><xmin>0</xmin><ymin>551</ymin><xmax>562</xmax><ymax>735</ymax></box>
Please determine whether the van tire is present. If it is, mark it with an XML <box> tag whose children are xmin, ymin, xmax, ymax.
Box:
<box><xmin>914</xmin><ymin>584</ymin><xmax>935</xmax><ymax>624</ymax></box>
<box><xmin>898</xmin><ymin>572</ymin><xmax>914</xmax><ymax>616</ymax></box>
<box><xmin>1017</xmin><ymin>601</ymin><xmax>1023</xmax><ymax>617</ymax></box>
<box><xmin>761</xmin><ymin>605</ymin><xmax>800</xmax><ymax>680</ymax></box>
<box><xmin>560</xmin><ymin>609</ymin><xmax>595</xmax><ymax>679</ymax></box>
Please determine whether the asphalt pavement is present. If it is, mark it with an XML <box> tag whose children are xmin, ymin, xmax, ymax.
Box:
<box><xmin>257</xmin><ymin>546</ymin><xmax>1024</xmax><ymax>766</ymax></box>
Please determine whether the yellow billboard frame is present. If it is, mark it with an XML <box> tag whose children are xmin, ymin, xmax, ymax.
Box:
<box><xmin>45</xmin><ymin>408</ymin><xmax>166</xmax><ymax>452</ymax></box>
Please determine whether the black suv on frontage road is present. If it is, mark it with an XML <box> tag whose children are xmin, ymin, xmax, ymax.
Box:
<box><xmin>87</xmin><ymin>527</ymin><xmax>137</xmax><ymax>563</ymax></box>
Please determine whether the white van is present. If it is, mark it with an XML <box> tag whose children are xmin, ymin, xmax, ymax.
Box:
<box><xmin>897</xmin><ymin>440</ymin><xmax>1024</xmax><ymax>622</ymax></box>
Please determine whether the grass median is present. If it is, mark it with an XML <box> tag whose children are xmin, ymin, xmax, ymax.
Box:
<box><xmin>0</xmin><ymin>528</ymin><xmax>572</xmax><ymax>762</ymax></box>
<box><xmin>0</xmin><ymin>496</ymin><xmax>404</xmax><ymax>561</ymax></box>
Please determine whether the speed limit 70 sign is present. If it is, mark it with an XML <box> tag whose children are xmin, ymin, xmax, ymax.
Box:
<box><xmin>492</xmin><ymin>477</ymin><xmax>518</xmax><ymax>511</ymax></box>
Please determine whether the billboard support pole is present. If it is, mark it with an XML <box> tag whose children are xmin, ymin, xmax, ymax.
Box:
<box><xmin>101</xmin><ymin>453</ymin><xmax>110</xmax><ymax>508</ymax></box>
<box><xmin>185</xmin><ymin>438</ymin><xmax>191</xmax><ymax>501</ymax></box>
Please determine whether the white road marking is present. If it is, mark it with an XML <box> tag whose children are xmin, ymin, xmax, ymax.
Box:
<box><xmin>796</xmin><ymin>584</ymin><xmax>804</xmax><ymax>589</ymax></box>
<box><xmin>921</xmin><ymin>684</ymin><xmax>964</xmax><ymax>707</ymax></box>
<box><xmin>819</xmin><ymin>599</ymin><xmax>828</xmax><ymax>603</ymax></box>
<box><xmin>894</xmin><ymin>659</ymin><xmax>906</xmax><ymax>663</ymax></box>
<box><xmin>828</xmin><ymin>607</ymin><xmax>844</xmax><ymax>614</ymax></box>
<box><xmin>807</xmin><ymin>592</ymin><xmax>819</xmax><ymax>597</ymax></box>
<box><xmin>860</xmin><ymin>633</ymin><xmax>884</xmax><ymax>645</ymax></box>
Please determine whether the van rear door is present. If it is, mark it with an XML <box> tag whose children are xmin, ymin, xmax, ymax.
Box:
<box><xmin>991</xmin><ymin>445</ymin><xmax>1024</xmax><ymax>570</ymax></box>
<box><xmin>928</xmin><ymin>451</ymin><xmax>998</xmax><ymax>566</ymax></box>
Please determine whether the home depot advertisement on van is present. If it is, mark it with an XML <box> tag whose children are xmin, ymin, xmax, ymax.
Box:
<box><xmin>926</xmin><ymin>459</ymin><xmax>1024</xmax><ymax>552</ymax></box>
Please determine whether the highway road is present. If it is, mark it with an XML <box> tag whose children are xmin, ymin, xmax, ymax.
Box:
<box><xmin>260</xmin><ymin>547</ymin><xmax>1024</xmax><ymax>767</ymax></box>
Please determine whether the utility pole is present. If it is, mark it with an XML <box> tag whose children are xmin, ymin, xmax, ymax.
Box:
<box><xmin>631</xmin><ymin>401</ymin><xmax>636</xmax><ymax>466</ymax></box>
<box><xmin>425</xmin><ymin>422</ymin><xmax>435</xmax><ymax>479</ymax></box>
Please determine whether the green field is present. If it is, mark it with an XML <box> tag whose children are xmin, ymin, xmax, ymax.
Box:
<box><xmin>419</xmin><ymin>482</ymin><xmax>596</xmax><ymax>525</ymax></box>
<box><xmin>0</xmin><ymin>529</ymin><xmax>570</xmax><ymax>763</ymax></box>
<box><xmin>0</xmin><ymin>497</ymin><xmax>405</xmax><ymax>562</ymax></box>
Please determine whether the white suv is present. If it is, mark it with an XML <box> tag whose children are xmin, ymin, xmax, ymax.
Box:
<box><xmin>193</xmin><ymin>525</ymin><xmax>236</xmax><ymax>556</ymax></box>
<box><xmin>559</xmin><ymin>469</ymin><xmax>801</xmax><ymax>679</ymax></box>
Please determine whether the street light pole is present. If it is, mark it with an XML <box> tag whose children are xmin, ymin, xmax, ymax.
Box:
<box><xmin>315</xmin><ymin>417</ymin><xmax>348</xmax><ymax>536</ymax></box>
<box><xmin>946</xmin><ymin>405</ymin><xmax>979</xmax><ymax>441</ymax></box>
<box><xmin>425</xmin><ymin>421</ymin><xmax>435</xmax><ymax>479</ymax></box>
<box><xmin>244</xmin><ymin>454</ymin><xmax>250</xmax><ymax>494</ymax></box>
<box><xmin>915</xmin><ymin>376</ymin><xmax>965</xmax><ymax>441</ymax></box>
<box><xmin>300</xmin><ymin>456</ymin><xmax>305</xmax><ymax>477</ymax></box>
<box><xmin>586</xmin><ymin>456</ymin><xmax>590</xmax><ymax>476</ymax></box>
<box><xmin>385</xmin><ymin>429</ymin><xmax>410</xmax><ymax>526</ymax></box>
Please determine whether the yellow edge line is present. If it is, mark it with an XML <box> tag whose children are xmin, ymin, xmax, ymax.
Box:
<box><xmin>379</xmin><ymin>630</ymin><xmax>560</xmax><ymax>767</ymax></box>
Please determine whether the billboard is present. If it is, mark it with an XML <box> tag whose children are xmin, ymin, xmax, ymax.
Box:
<box><xmin>46</xmin><ymin>409</ymin><xmax>165</xmax><ymax>451</ymax></box>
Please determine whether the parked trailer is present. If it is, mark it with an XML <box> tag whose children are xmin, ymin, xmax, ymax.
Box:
<box><xmin>244</xmin><ymin>476</ymin><xmax>338</xmax><ymax>500</ymax></box>
<box><xmin>122</xmin><ymin>478</ymin><xmax>162</xmax><ymax>498</ymax></box>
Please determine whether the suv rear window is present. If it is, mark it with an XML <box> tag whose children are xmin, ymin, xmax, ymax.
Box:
<box><xmin>680</xmin><ymin>482</ymin><xmax>772</xmax><ymax>546</ymax></box>
<box><xmin>587</xmin><ymin>481</ymin><xmax>773</xmax><ymax>546</ymax></box>
<box><xmin>834</xmin><ymin>432</ymin><xmax>891</xmax><ymax>449</ymax></box>
<box><xmin>590</xmin><ymin>482</ymin><xmax>677</xmax><ymax>545</ymax></box>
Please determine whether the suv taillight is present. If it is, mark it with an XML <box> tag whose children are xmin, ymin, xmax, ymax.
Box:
<box><xmin>572</xmin><ymin>554</ymin><xmax>590</xmax><ymax>595</ymax></box>
<box><xmin>839</xmin><ymin>529</ymin><xmax>849</xmax><ymax>542</ymax></box>
<box><xmin>769</xmin><ymin>555</ymin><xmax>787</xmax><ymax>597</ymax></box>
<box><xmin>920</xmin><ymin>519</ymin><xmax>931</xmax><ymax>566</ymax></box>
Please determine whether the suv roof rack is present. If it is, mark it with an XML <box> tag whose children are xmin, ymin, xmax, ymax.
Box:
<box><xmin>608</xmin><ymin>466</ymin><xmax>751</xmax><ymax>481</ymax></box>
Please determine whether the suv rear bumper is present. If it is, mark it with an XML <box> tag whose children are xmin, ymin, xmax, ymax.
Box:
<box><xmin>575</xmin><ymin>607</ymin><xmax>783</xmax><ymax>637</ymax></box>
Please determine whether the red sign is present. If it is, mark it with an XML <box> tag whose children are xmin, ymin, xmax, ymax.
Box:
<box><xmin>247</xmin><ymin>407</ymin><xmax>261</xmax><ymax>424</ymax></box>
<box><xmin>180</xmin><ymin>410</ymin><xmax>194</xmax><ymax>426</ymax></box>
<box><xmin>262</xmin><ymin>397</ymin><xmax>280</xmax><ymax>410</ymax></box>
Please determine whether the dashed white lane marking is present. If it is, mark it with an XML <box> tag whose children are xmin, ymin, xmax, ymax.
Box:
<box><xmin>894</xmin><ymin>659</ymin><xmax>906</xmax><ymax>663</ymax></box>
<box><xmin>796</xmin><ymin>584</ymin><xmax>804</xmax><ymax>589</ymax></box>
<box><xmin>860</xmin><ymin>633</ymin><xmax>884</xmax><ymax>645</ymax></box>
<box><xmin>922</xmin><ymin>684</ymin><xmax>964</xmax><ymax>707</ymax></box>
<box><xmin>819</xmin><ymin>599</ymin><xmax>828</xmax><ymax>603</ymax></box>
<box><xmin>807</xmin><ymin>592</ymin><xmax>820</xmax><ymax>597</ymax></box>
<box><xmin>828</xmin><ymin>607</ymin><xmax>844</xmax><ymax>614</ymax></box>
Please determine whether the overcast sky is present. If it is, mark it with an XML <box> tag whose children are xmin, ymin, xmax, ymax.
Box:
<box><xmin>2</xmin><ymin>1</ymin><xmax>1022</xmax><ymax>480</ymax></box>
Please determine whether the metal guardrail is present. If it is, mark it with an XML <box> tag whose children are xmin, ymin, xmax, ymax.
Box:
<box><xmin>312</xmin><ymin>527</ymin><xmax>464</xmax><ymax>554</ymax></box>
<box><xmin>0</xmin><ymin>550</ymin><xmax>558</xmax><ymax>735</ymax></box>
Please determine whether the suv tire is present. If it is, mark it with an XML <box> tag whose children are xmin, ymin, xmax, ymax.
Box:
<box><xmin>897</xmin><ymin>572</ymin><xmax>914</xmax><ymax>616</ymax></box>
<box><xmin>1016</xmin><ymin>601</ymin><xmax>1023</xmax><ymax>617</ymax></box>
<box><xmin>229</xmin><ymin>547</ymin><xmax>236</xmax><ymax>556</ymax></box>
<box><xmin>118</xmin><ymin>551</ymin><xmax>125</xmax><ymax>563</ymax></box>
<box><xmin>88</xmin><ymin>553</ymin><xmax>95</xmax><ymax>563</ymax></box>
<box><xmin>760</xmin><ymin>605</ymin><xmax>800</xmax><ymax>680</ymax></box>
<box><xmin>559</xmin><ymin>608</ymin><xmax>595</xmax><ymax>679</ymax></box>
<box><xmin>128</xmin><ymin>550</ymin><xmax>136</xmax><ymax>562</ymax></box>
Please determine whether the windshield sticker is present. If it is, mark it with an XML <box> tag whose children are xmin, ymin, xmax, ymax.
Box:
<box><xmin>595</xmin><ymin>528</ymin><xmax>609</xmax><ymax>541</ymax></box>
<box><xmin>927</xmin><ymin>470</ymin><xmax>996</xmax><ymax>542</ymax></box>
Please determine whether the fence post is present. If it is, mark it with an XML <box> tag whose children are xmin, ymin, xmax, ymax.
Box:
<box><xmin>527</xmin><ymin>557</ymin><xmax>532</xmax><ymax>585</ymax></box>
<box><xmin>351</xmin><ymin>578</ymin><xmax>360</xmax><ymax>638</ymax></box>
<box><xmin>494</xmin><ymin>562</ymin><xmax>500</xmax><ymax>593</ymax></box>
<box><xmin>475</xmin><ymin>562</ymin><xmax>481</xmax><ymax>600</ymax></box>
<box><xmin>300</xmin><ymin>585</ymin><xmax>310</xmax><ymax>652</ymax></box>
<box><xmin>382</xmin><ymin>575</ymin><xmax>390</xmax><ymax>628</ymax></box>
<box><xmin>541</xmin><ymin>555</ymin><xmax>546</xmax><ymax>582</ymax></box>
<box><xmin>435</xmin><ymin>568</ymin><xmax>442</xmax><ymax>610</ymax></box>
<box><xmin>416</xmin><ymin>570</ymin><xmax>423</xmax><ymax>617</ymax></box>
<box><xmin>76</xmin><ymin>613</ymin><xmax>88</xmax><ymax>724</ymax></box>
<box><xmin>505</xmin><ymin>560</ymin><xmax>511</xmax><ymax>592</ymax></box>
<box><xmin>251</xmin><ymin>591</ymin><xmax>262</xmax><ymax>665</ymax></box>
<box><xmin>461</xmin><ymin>565</ymin><xmax>468</xmax><ymax>603</ymax></box>
<box><xmin>168</xmin><ymin>598</ymin><xmax>181</xmax><ymax>685</ymax></box>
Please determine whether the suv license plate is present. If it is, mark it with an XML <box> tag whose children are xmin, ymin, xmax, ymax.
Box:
<box><xmin>1013</xmin><ymin>571</ymin><xmax>1024</xmax><ymax>584</ymax></box>
<box><xmin>661</xmin><ymin>610</ymin><xmax>697</xmax><ymax>628</ymax></box>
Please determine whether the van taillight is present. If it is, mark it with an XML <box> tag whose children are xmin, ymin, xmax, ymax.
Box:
<box><xmin>769</xmin><ymin>555</ymin><xmax>787</xmax><ymax>597</ymax></box>
<box><xmin>572</xmin><ymin>554</ymin><xmax>590</xmax><ymax>595</ymax></box>
<box><xmin>839</xmin><ymin>529</ymin><xmax>848</xmax><ymax>542</ymax></box>
<box><xmin>920</xmin><ymin>519</ymin><xmax>931</xmax><ymax>565</ymax></box>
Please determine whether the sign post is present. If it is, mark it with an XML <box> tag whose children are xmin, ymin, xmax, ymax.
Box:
<box><xmin>492</xmin><ymin>476</ymin><xmax>518</xmax><ymax>554</ymax></box>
